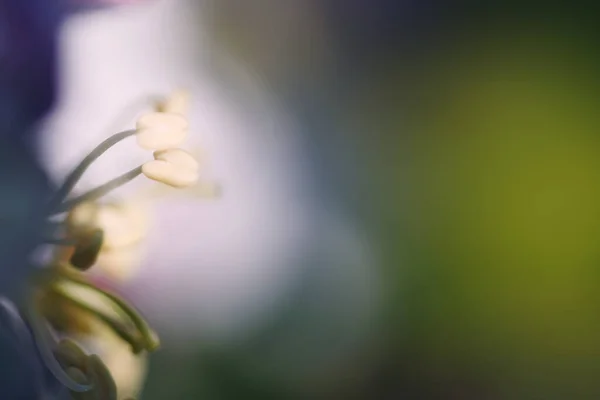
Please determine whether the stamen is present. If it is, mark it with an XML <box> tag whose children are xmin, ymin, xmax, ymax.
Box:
<box><xmin>56</xmin><ymin>167</ymin><xmax>143</xmax><ymax>213</ymax></box>
<box><xmin>47</xmin><ymin>130</ymin><xmax>137</xmax><ymax>212</ymax></box>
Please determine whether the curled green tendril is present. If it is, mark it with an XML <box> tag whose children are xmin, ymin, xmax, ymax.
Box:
<box><xmin>57</xmin><ymin>266</ymin><xmax>160</xmax><ymax>352</ymax></box>
<box><xmin>54</xmin><ymin>338</ymin><xmax>88</xmax><ymax>365</ymax></box>
<box><xmin>27</xmin><ymin>265</ymin><xmax>159</xmax><ymax>397</ymax></box>
<box><xmin>50</xmin><ymin>284</ymin><xmax>147</xmax><ymax>354</ymax></box>
<box><xmin>65</xmin><ymin>366</ymin><xmax>89</xmax><ymax>386</ymax></box>
<box><xmin>25</xmin><ymin>303</ymin><xmax>93</xmax><ymax>393</ymax></box>
<box><xmin>55</xmin><ymin>339</ymin><xmax>118</xmax><ymax>400</ymax></box>
<box><xmin>84</xmin><ymin>355</ymin><xmax>118</xmax><ymax>400</ymax></box>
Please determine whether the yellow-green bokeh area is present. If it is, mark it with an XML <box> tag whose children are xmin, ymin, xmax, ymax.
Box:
<box><xmin>406</xmin><ymin>26</ymin><xmax>600</xmax><ymax>396</ymax></box>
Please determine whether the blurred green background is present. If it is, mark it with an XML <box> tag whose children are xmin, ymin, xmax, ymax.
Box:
<box><xmin>62</xmin><ymin>2</ymin><xmax>600</xmax><ymax>399</ymax></box>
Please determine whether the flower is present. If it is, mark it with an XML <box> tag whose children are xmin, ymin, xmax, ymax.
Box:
<box><xmin>142</xmin><ymin>148</ymin><xmax>200</xmax><ymax>188</ymax></box>
<box><xmin>14</xmin><ymin>88</ymin><xmax>212</xmax><ymax>399</ymax></box>
<box><xmin>0</xmin><ymin>3</ymin><xmax>186</xmax><ymax>399</ymax></box>
<box><xmin>0</xmin><ymin>87</ymin><xmax>218</xmax><ymax>399</ymax></box>
<box><xmin>51</xmin><ymin>89</ymin><xmax>213</xmax><ymax>283</ymax></box>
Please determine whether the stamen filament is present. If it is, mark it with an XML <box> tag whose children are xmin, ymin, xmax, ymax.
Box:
<box><xmin>56</xmin><ymin>166</ymin><xmax>143</xmax><ymax>213</ymax></box>
<box><xmin>47</xmin><ymin>130</ymin><xmax>137</xmax><ymax>211</ymax></box>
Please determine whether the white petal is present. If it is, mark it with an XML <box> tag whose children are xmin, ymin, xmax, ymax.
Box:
<box><xmin>136</xmin><ymin>127</ymin><xmax>186</xmax><ymax>150</ymax></box>
<box><xmin>142</xmin><ymin>160</ymin><xmax>199</xmax><ymax>188</ymax></box>
<box><xmin>153</xmin><ymin>148</ymin><xmax>199</xmax><ymax>170</ymax></box>
<box><xmin>136</xmin><ymin>112</ymin><xmax>188</xmax><ymax>131</ymax></box>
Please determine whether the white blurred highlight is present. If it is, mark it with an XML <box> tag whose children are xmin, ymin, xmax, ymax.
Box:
<box><xmin>41</xmin><ymin>0</ymin><xmax>314</xmax><ymax>340</ymax></box>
